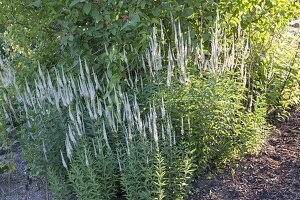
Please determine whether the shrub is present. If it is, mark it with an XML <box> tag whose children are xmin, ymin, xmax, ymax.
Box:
<box><xmin>2</xmin><ymin>0</ymin><xmax>297</xmax><ymax>85</ymax></box>
<box><xmin>264</xmin><ymin>27</ymin><xmax>300</xmax><ymax>119</ymax></box>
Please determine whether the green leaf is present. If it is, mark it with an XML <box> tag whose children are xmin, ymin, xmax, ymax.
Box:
<box><xmin>91</xmin><ymin>9</ymin><xmax>101</xmax><ymax>23</ymax></box>
<box><xmin>95</xmin><ymin>23</ymin><xmax>104</xmax><ymax>30</ymax></box>
<box><xmin>111</xmin><ymin>28</ymin><xmax>117</xmax><ymax>35</ymax></box>
<box><xmin>83</xmin><ymin>3</ymin><xmax>92</xmax><ymax>15</ymax></box>
<box><xmin>152</xmin><ymin>8</ymin><xmax>161</xmax><ymax>17</ymax></box>
<box><xmin>0</xmin><ymin>162</ymin><xmax>15</xmax><ymax>173</ymax></box>
<box><xmin>203</xmin><ymin>32</ymin><xmax>211</xmax><ymax>42</ymax></box>
<box><xmin>130</xmin><ymin>14</ymin><xmax>140</xmax><ymax>27</ymax></box>
<box><xmin>70</xmin><ymin>0</ymin><xmax>85</xmax><ymax>7</ymax></box>
<box><xmin>30</xmin><ymin>0</ymin><xmax>42</xmax><ymax>8</ymax></box>
<box><xmin>104</xmin><ymin>14</ymin><xmax>111</xmax><ymax>21</ymax></box>
<box><xmin>182</xmin><ymin>8</ymin><xmax>194</xmax><ymax>17</ymax></box>
<box><xmin>68</xmin><ymin>35</ymin><xmax>74</xmax><ymax>41</ymax></box>
<box><xmin>121</xmin><ymin>23</ymin><xmax>129</xmax><ymax>30</ymax></box>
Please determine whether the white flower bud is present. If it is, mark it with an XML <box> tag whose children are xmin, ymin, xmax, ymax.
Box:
<box><xmin>60</xmin><ymin>150</ymin><xmax>68</xmax><ymax>170</ymax></box>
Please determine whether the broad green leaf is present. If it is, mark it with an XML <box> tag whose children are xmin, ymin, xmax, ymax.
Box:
<box><xmin>118</xmin><ymin>1</ymin><xmax>124</xmax><ymax>8</ymax></box>
<box><xmin>104</xmin><ymin>14</ymin><xmax>111</xmax><ymax>21</ymax></box>
<box><xmin>68</xmin><ymin>35</ymin><xmax>74</xmax><ymax>41</ymax></box>
<box><xmin>83</xmin><ymin>3</ymin><xmax>92</xmax><ymax>15</ymax></box>
<box><xmin>111</xmin><ymin>28</ymin><xmax>117</xmax><ymax>35</ymax></box>
<box><xmin>30</xmin><ymin>0</ymin><xmax>42</xmax><ymax>8</ymax></box>
<box><xmin>130</xmin><ymin>14</ymin><xmax>140</xmax><ymax>26</ymax></box>
<box><xmin>70</xmin><ymin>0</ymin><xmax>84</xmax><ymax>7</ymax></box>
<box><xmin>152</xmin><ymin>8</ymin><xmax>161</xmax><ymax>17</ymax></box>
<box><xmin>182</xmin><ymin>8</ymin><xmax>194</xmax><ymax>17</ymax></box>
<box><xmin>91</xmin><ymin>9</ymin><xmax>101</xmax><ymax>23</ymax></box>
<box><xmin>121</xmin><ymin>23</ymin><xmax>129</xmax><ymax>30</ymax></box>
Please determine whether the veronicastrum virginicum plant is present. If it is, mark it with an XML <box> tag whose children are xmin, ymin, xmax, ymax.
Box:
<box><xmin>0</xmin><ymin>53</ymin><xmax>191</xmax><ymax>199</ymax></box>
<box><xmin>0</xmin><ymin>17</ymin><xmax>268</xmax><ymax>199</ymax></box>
<box><xmin>139</xmin><ymin>18</ymin><xmax>267</xmax><ymax>169</ymax></box>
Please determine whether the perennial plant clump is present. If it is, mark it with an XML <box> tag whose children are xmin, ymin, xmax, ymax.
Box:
<box><xmin>1</xmin><ymin>11</ymin><xmax>297</xmax><ymax>199</ymax></box>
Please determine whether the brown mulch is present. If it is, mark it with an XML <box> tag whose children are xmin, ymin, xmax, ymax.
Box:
<box><xmin>188</xmin><ymin>111</ymin><xmax>300</xmax><ymax>200</ymax></box>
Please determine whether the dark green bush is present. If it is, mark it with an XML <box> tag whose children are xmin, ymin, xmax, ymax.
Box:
<box><xmin>2</xmin><ymin>0</ymin><xmax>297</xmax><ymax>81</ymax></box>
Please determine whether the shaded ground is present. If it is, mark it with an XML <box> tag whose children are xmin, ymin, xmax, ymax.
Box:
<box><xmin>188</xmin><ymin>111</ymin><xmax>300</xmax><ymax>200</ymax></box>
<box><xmin>0</xmin><ymin>143</ymin><xmax>51</xmax><ymax>200</ymax></box>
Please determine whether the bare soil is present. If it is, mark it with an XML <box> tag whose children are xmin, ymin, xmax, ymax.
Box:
<box><xmin>0</xmin><ymin>144</ymin><xmax>51</xmax><ymax>200</ymax></box>
<box><xmin>188</xmin><ymin>111</ymin><xmax>300</xmax><ymax>200</ymax></box>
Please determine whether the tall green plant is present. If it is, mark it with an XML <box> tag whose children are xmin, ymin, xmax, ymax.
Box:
<box><xmin>68</xmin><ymin>136</ymin><xmax>117</xmax><ymax>200</ymax></box>
<box><xmin>0</xmin><ymin>16</ymin><xmax>280</xmax><ymax>200</ymax></box>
